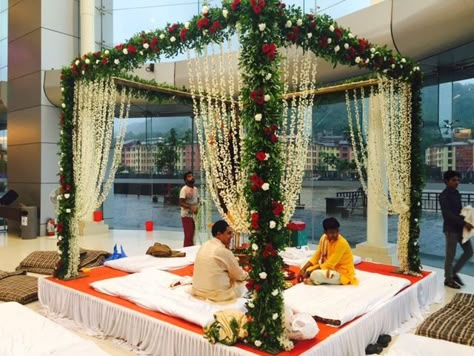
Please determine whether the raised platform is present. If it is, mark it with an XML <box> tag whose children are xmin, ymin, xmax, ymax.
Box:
<box><xmin>38</xmin><ymin>263</ymin><xmax>442</xmax><ymax>356</ymax></box>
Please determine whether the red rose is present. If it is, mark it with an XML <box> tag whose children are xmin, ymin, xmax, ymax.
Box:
<box><xmin>102</xmin><ymin>57</ymin><xmax>108</xmax><ymax>65</ymax></box>
<box><xmin>231</xmin><ymin>0</ymin><xmax>241</xmax><ymax>11</ymax></box>
<box><xmin>319</xmin><ymin>37</ymin><xmax>328</xmax><ymax>48</ymax></box>
<box><xmin>114</xmin><ymin>44</ymin><xmax>123</xmax><ymax>50</ymax></box>
<box><xmin>151</xmin><ymin>37</ymin><xmax>158</xmax><ymax>49</ymax></box>
<box><xmin>127</xmin><ymin>44</ymin><xmax>137</xmax><ymax>54</ymax></box>
<box><xmin>272</xmin><ymin>201</ymin><xmax>284</xmax><ymax>216</ymax></box>
<box><xmin>197</xmin><ymin>17</ymin><xmax>209</xmax><ymax>29</ymax></box>
<box><xmin>271</xmin><ymin>124</ymin><xmax>278</xmax><ymax>131</ymax></box>
<box><xmin>180</xmin><ymin>28</ymin><xmax>187</xmax><ymax>41</ymax></box>
<box><xmin>256</xmin><ymin>151</ymin><xmax>267</xmax><ymax>161</ymax></box>
<box><xmin>252</xmin><ymin>5</ymin><xmax>262</xmax><ymax>14</ymax></box>
<box><xmin>256</xmin><ymin>97</ymin><xmax>264</xmax><ymax>105</ymax></box>
<box><xmin>335</xmin><ymin>27</ymin><xmax>343</xmax><ymax>39</ymax></box>
<box><xmin>254</xmin><ymin>284</ymin><xmax>261</xmax><ymax>291</ymax></box>
<box><xmin>169</xmin><ymin>24</ymin><xmax>179</xmax><ymax>33</ymax></box>
<box><xmin>246</xmin><ymin>279</ymin><xmax>254</xmax><ymax>290</ymax></box>
<box><xmin>270</xmin><ymin>134</ymin><xmax>278</xmax><ymax>143</ymax></box>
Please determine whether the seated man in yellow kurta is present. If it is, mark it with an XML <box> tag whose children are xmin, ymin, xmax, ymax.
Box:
<box><xmin>298</xmin><ymin>217</ymin><xmax>358</xmax><ymax>286</ymax></box>
<box><xmin>192</xmin><ymin>220</ymin><xmax>248</xmax><ymax>302</ymax></box>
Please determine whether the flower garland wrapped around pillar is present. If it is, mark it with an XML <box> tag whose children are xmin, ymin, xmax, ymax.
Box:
<box><xmin>236</xmin><ymin>1</ymin><xmax>292</xmax><ymax>351</ymax></box>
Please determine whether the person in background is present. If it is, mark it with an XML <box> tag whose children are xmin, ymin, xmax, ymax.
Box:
<box><xmin>298</xmin><ymin>217</ymin><xmax>358</xmax><ymax>286</ymax></box>
<box><xmin>439</xmin><ymin>170</ymin><xmax>473</xmax><ymax>289</ymax></box>
<box><xmin>179</xmin><ymin>171</ymin><xmax>199</xmax><ymax>247</ymax></box>
<box><xmin>192</xmin><ymin>220</ymin><xmax>248</xmax><ymax>302</ymax></box>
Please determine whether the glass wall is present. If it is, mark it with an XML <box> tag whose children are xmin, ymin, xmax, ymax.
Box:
<box><xmin>0</xmin><ymin>0</ymin><xmax>7</xmax><ymax>81</ymax></box>
<box><xmin>0</xmin><ymin>0</ymin><xmax>7</xmax><ymax>195</ymax></box>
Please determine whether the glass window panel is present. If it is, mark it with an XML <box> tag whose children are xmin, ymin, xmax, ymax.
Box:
<box><xmin>0</xmin><ymin>66</ymin><xmax>6</xmax><ymax>81</ymax></box>
<box><xmin>0</xmin><ymin>10</ymin><xmax>7</xmax><ymax>39</ymax></box>
<box><xmin>0</xmin><ymin>39</ymin><xmax>7</xmax><ymax>68</ymax></box>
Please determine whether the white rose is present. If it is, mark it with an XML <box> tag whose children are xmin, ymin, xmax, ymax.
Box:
<box><xmin>259</xmin><ymin>272</ymin><xmax>267</xmax><ymax>279</ymax></box>
<box><xmin>104</xmin><ymin>50</ymin><xmax>110</xmax><ymax>55</ymax></box>
<box><xmin>61</xmin><ymin>87</ymin><xmax>64</xmax><ymax>92</ymax></box>
<box><xmin>185</xmin><ymin>21</ymin><xmax>190</xmax><ymax>29</ymax></box>
<box><xmin>334</xmin><ymin>45</ymin><xmax>340</xmax><ymax>53</ymax></box>
<box><xmin>365</xmin><ymin>58</ymin><xmax>370</xmax><ymax>64</ymax></box>
<box><xmin>248</xmin><ymin>302</ymin><xmax>255</xmax><ymax>308</ymax></box>
<box><xmin>222</xmin><ymin>9</ymin><xmax>228</xmax><ymax>18</ymax></box>
<box><xmin>159</xmin><ymin>33</ymin><xmax>165</xmax><ymax>39</ymax></box>
<box><xmin>61</xmin><ymin>103</ymin><xmax>66</xmax><ymax>108</ymax></box>
<box><xmin>401</xmin><ymin>58</ymin><xmax>406</xmax><ymax>63</ymax></box>
<box><xmin>261</xmin><ymin>183</ymin><xmax>269</xmax><ymax>191</ymax></box>
<box><xmin>170</xmin><ymin>36</ymin><xmax>176</xmax><ymax>42</ymax></box>
<box><xmin>264</xmin><ymin>153</ymin><xmax>269</xmax><ymax>160</ymax></box>
<box><xmin>272</xmin><ymin>289</ymin><xmax>278</xmax><ymax>296</ymax></box>
<box><xmin>307</xmin><ymin>33</ymin><xmax>312</xmax><ymax>39</ymax></box>
<box><xmin>143</xmin><ymin>43</ymin><xmax>149</xmax><ymax>49</ymax></box>
<box><xmin>81</xmin><ymin>70</ymin><xmax>85</xmax><ymax>75</ymax></box>
<box><xmin>254</xmin><ymin>113</ymin><xmax>262</xmax><ymax>121</ymax></box>
<box><xmin>139</xmin><ymin>50</ymin><xmax>143</xmax><ymax>55</ymax></box>
<box><xmin>85</xmin><ymin>58</ymin><xmax>90</xmax><ymax>64</ymax></box>
<box><xmin>60</xmin><ymin>130</ymin><xmax>63</xmax><ymax>135</ymax></box>
<box><xmin>269</xmin><ymin>220</ymin><xmax>276</xmax><ymax>229</ymax></box>
<box><xmin>344</xmin><ymin>43</ymin><xmax>349</xmax><ymax>49</ymax></box>
<box><xmin>370</xmin><ymin>47</ymin><xmax>376</xmax><ymax>53</ymax></box>
<box><xmin>59</xmin><ymin>167</ymin><xmax>63</xmax><ymax>171</ymax></box>
<box><xmin>383</xmin><ymin>69</ymin><xmax>388</xmax><ymax>73</ymax></box>
<box><xmin>370</xmin><ymin>53</ymin><xmax>374</xmax><ymax>58</ymax></box>
<box><xmin>202</xmin><ymin>5</ymin><xmax>209</xmax><ymax>14</ymax></box>
<box><xmin>66</xmin><ymin>209</ymin><xmax>71</xmax><ymax>213</ymax></box>
<box><xmin>114</xmin><ymin>59</ymin><xmax>120</xmax><ymax>64</ymax></box>
<box><xmin>327</xmin><ymin>38</ymin><xmax>332</xmax><ymax>44</ymax></box>
<box><xmin>258</xmin><ymin>23</ymin><xmax>266</xmax><ymax>32</ymax></box>
<box><xmin>58</xmin><ymin>250</ymin><xmax>62</xmax><ymax>255</ymax></box>
<box><xmin>64</xmin><ymin>193</ymin><xmax>70</xmax><ymax>199</ymax></box>
<box><xmin>348</xmin><ymin>33</ymin><xmax>354</xmax><ymax>38</ymax></box>
<box><xmin>264</xmin><ymin>94</ymin><xmax>270</xmax><ymax>102</ymax></box>
<box><xmin>123</xmin><ymin>48</ymin><xmax>128</xmax><ymax>55</ymax></box>
<box><xmin>56</xmin><ymin>195</ymin><xmax>62</xmax><ymax>201</ymax></box>
<box><xmin>255</xmin><ymin>340</ymin><xmax>262</xmax><ymax>347</ymax></box>
<box><xmin>285</xmin><ymin>20</ymin><xmax>292</xmax><ymax>28</ymax></box>
<box><xmin>57</xmin><ymin>235</ymin><xmax>62</xmax><ymax>241</ymax></box>
<box><xmin>296</xmin><ymin>18</ymin><xmax>303</xmax><ymax>26</ymax></box>
<box><xmin>203</xmin><ymin>29</ymin><xmax>208</xmax><ymax>35</ymax></box>
<box><xmin>414</xmin><ymin>66</ymin><xmax>420</xmax><ymax>71</ymax></box>
<box><xmin>252</xmin><ymin>243</ymin><xmax>258</xmax><ymax>251</ymax></box>
<box><xmin>391</xmin><ymin>64</ymin><xmax>395</xmax><ymax>69</ymax></box>
<box><xmin>329</xmin><ymin>25</ymin><xmax>335</xmax><ymax>32</ymax></box>
<box><xmin>95</xmin><ymin>59</ymin><xmax>99</xmax><ymax>64</ymax></box>
<box><xmin>265</xmin><ymin>73</ymin><xmax>272</xmax><ymax>80</ymax></box>
<box><xmin>355</xmin><ymin>56</ymin><xmax>361</xmax><ymax>63</ymax></box>
<box><xmin>272</xmin><ymin>313</ymin><xmax>278</xmax><ymax>320</ymax></box>
<box><xmin>75</xmin><ymin>60</ymin><xmax>80</xmax><ymax>65</ymax></box>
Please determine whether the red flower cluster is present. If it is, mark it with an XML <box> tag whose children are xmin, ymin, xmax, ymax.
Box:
<box><xmin>115</xmin><ymin>44</ymin><xmax>124</xmax><ymax>50</ymax></box>
<box><xmin>264</xmin><ymin>124</ymin><xmax>278</xmax><ymax>143</ymax></box>
<box><xmin>262</xmin><ymin>43</ymin><xmax>276</xmax><ymax>60</ymax></box>
<box><xmin>231</xmin><ymin>0</ymin><xmax>241</xmax><ymax>11</ymax></box>
<box><xmin>249</xmin><ymin>88</ymin><xmax>265</xmax><ymax>105</ymax></box>
<box><xmin>251</xmin><ymin>212</ymin><xmax>259</xmax><ymax>230</ymax></box>
<box><xmin>197</xmin><ymin>17</ymin><xmax>209</xmax><ymax>29</ymax></box>
<box><xmin>250</xmin><ymin>0</ymin><xmax>266</xmax><ymax>14</ymax></box>
<box><xmin>209</xmin><ymin>20</ymin><xmax>221</xmax><ymax>34</ymax></box>
<box><xmin>262</xmin><ymin>243</ymin><xmax>277</xmax><ymax>258</ymax></box>
<box><xmin>246</xmin><ymin>279</ymin><xmax>260</xmax><ymax>291</ymax></box>
<box><xmin>169</xmin><ymin>24</ymin><xmax>179</xmax><ymax>33</ymax></box>
<box><xmin>286</xmin><ymin>26</ymin><xmax>300</xmax><ymax>43</ymax></box>
<box><xmin>318</xmin><ymin>36</ymin><xmax>328</xmax><ymax>48</ymax></box>
<box><xmin>358</xmin><ymin>38</ymin><xmax>368</xmax><ymax>53</ymax></box>
<box><xmin>272</xmin><ymin>201</ymin><xmax>284</xmax><ymax>216</ymax></box>
<box><xmin>150</xmin><ymin>37</ymin><xmax>159</xmax><ymax>51</ymax></box>
<box><xmin>180</xmin><ymin>28</ymin><xmax>187</xmax><ymax>41</ymax></box>
<box><xmin>59</xmin><ymin>175</ymin><xmax>71</xmax><ymax>194</ymax></box>
<box><xmin>250</xmin><ymin>173</ymin><xmax>264</xmax><ymax>191</ymax></box>
<box><xmin>256</xmin><ymin>151</ymin><xmax>267</xmax><ymax>161</ymax></box>
<box><xmin>127</xmin><ymin>44</ymin><xmax>137</xmax><ymax>55</ymax></box>
<box><xmin>335</xmin><ymin>27</ymin><xmax>343</xmax><ymax>40</ymax></box>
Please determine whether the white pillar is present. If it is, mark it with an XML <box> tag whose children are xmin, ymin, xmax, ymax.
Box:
<box><xmin>354</xmin><ymin>95</ymin><xmax>397</xmax><ymax>264</ymax></box>
<box><xmin>80</xmin><ymin>0</ymin><xmax>95</xmax><ymax>54</ymax></box>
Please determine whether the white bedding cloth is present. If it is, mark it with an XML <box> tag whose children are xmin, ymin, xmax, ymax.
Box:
<box><xmin>104</xmin><ymin>245</ymin><xmax>200</xmax><ymax>272</ymax></box>
<box><xmin>0</xmin><ymin>301</ymin><xmax>108</xmax><ymax>356</ymax></box>
<box><xmin>90</xmin><ymin>268</ymin><xmax>246</xmax><ymax>327</ymax></box>
<box><xmin>280</xmin><ymin>247</ymin><xmax>362</xmax><ymax>267</ymax></box>
<box><xmin>385</xmin><ymin>333</ymin><xmax>474</xmax><ymax>356</ymax></box>
<box><xmin>284</xmin><ymin>269</ymin><xmax>410</xmax><ymax>326</ymax></box>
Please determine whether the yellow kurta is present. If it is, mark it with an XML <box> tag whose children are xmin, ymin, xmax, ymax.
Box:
<box><xmin>192</xmin><ymin>238</ymin><xmax>248</xmax><ymax>302</ymax></box>
<box><xmin>307</xmin><ymin>234</ymin><xmax>358</xmax><ymax>285</ymax></box>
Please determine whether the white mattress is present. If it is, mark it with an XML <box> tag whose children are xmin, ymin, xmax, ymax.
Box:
<box><xmin>385</xmin><ymin>333</ymin><xmax>474</xmax><ymax>356</ymax></box>
<box><xmin>280</xmin><ymin>247</ymin><xmax>362</xmax><ymax>267</ymax></box>
<box><xmin>90</xmin><ymin>268</ymin><xmax>246</xmax><ymax>327</ymax></box>
<box><xmin>0</xmin><ymin>302</ymin><xmax>108</xmax><ymax>356</ymax></box>
<box><xmin>284</xmin><ymin>269</ymin><xmax>410</xmax><ymax>326</ymax></box>
<box><xmin>103</xmin><ymin>245</ymin><xmax>200</xmax><ymax>272</ymax></box>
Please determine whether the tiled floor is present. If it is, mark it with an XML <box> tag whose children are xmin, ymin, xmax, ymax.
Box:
<box><xmin>0</xmin><ymin>230</ymin><xmax>472</xmax><ymax>355</ymax></box>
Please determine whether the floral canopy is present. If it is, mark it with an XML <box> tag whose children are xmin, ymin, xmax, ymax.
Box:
<box><xmin>56</xmin><ymin>0</ymin><xmax>423</xmax><ymax>352</ymax></box>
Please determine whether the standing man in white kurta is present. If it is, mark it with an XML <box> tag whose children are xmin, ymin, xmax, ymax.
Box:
<box><xmin>192</xmin><ymin>220</ymin><xmax>248</xmax><ymax>302</ymax></box>
<box><xmin>179</xmin><ymin>171</ymin><xmax>199</xmax><ymax>247</ymax></box>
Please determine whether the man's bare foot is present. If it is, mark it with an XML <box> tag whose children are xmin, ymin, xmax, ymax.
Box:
<box><xmin>303</xmin><ymin>278</ymin><xmax>314</xmax><ymax>285</ymax></box>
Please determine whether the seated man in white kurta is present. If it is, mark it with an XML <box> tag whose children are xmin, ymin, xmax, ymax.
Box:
<box><xmin>192</xmin><ymin>220</ymin><xmax>248</xmax><ymax>303</ymax></box>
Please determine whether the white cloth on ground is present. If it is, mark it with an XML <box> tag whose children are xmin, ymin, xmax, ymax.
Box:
<box><xmin>385</xmin><ymin>333</ymin><xmax>474</xmax><ymax>356</ymax></box>
<box><xmin>280</xmin><ymin>247</ymin><xmax>362</xmax><ymax>267</ymax></box>
<box><xmin>461</xmin><ymin>205</ymin><xmax>474</xmax><ymax>243</ymax></box>
<box><xmin>0</xmin><ymin>302</ymin><xmax>108</xmax><ymax>356</ymax></box>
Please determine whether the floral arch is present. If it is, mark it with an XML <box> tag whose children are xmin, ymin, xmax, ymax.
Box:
<box><xmin>56</xmin><ymin>1</ymin><xmax>423</xmax><ymax>352</ymax></box>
